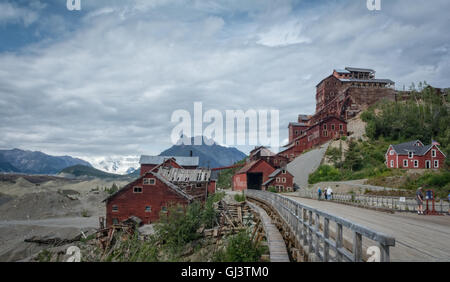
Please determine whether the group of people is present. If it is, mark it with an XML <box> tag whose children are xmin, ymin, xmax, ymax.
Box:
<box><xmin>317</xmin><ymin>186</ymin><xmax>333</xmax><ymax>200</ymax></box>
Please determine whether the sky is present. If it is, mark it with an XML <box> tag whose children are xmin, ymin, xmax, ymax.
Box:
<box><xmin>0</xmin><ymin>0</ymin><xmax>449</xmax><ymax>160</ymax></box>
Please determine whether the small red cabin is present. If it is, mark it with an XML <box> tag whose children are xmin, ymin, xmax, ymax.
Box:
<box><xmin>385</xmin><ymin>140</ymin><xmax>446</xmax><ymax>169</ymax></box>
<box><xmin>262</xmin><ymin>167</ymin><xmax>294</xmax><ymax>192</ymax></box>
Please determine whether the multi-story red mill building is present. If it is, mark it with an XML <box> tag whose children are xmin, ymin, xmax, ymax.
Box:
<box><xmin>279</xmin><ymin>67</ymin><xmax>395</xmax><ymax>160</ymax></box>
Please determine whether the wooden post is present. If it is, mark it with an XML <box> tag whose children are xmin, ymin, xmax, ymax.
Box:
<box><xmin>315</xmin><ymin>213</ymin><xmax>320</xmax><ymax>260</ymax></box>
<box><xmin>308</xmin><ymin>210</ymin><xmax>313</xmax><ymax>254</ymax></box>
<box><xmin>353</xmin><ymin>231</ymin><xmax>362</xmax><ymax>262</ymax></box>
<box><xmin>323</xmin><ymin>217</ymin><xmax>330</xmax><ymax>262</ymax></box>
<box><xmin>336</xmin><ymin>223</ymin><xmax>343</xmax><ymax>262</ymax></box>
<box><xmin>378</xmin><ymin>242</ymin><xmax>390</xmax><ymax>262</ymax></box>
<box><xmin>303</xmin><ymin>209</ymin><xmax>307</xmax><ymax>246</ymax></box>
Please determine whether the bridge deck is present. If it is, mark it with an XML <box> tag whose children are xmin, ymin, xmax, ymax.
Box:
<box><xmin>247</xmin><ymin>202</ymin><xmax>290</xmax><ymax>262</ymax></box>
<box><xmin>285</xmin><ymin>195</ymin><xmax>450</xmax><ymax>262</ymax></box>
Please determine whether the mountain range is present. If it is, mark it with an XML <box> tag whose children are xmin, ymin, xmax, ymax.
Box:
<box><xmin>0</xmin><ymin>149</ymin><xmax>91</xmax><ymax>174</ymax></box>
<box><xmin>159</xmin><ymin>136</ymin><xmax>247</xmax><ymax>168</ymax></box>
<box><xmin>0</xmin><ymin>137</ymin><xmax>247</xmax><ymax>176</ymax></box>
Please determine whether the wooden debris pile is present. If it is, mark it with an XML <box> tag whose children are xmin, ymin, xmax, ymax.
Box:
<box><xmin>96</xmin><ymin>216</ymin><xmax>141</xmax><ymax>251</ymax></box>
<box><xmin>201</xmin><ymin>199</ymin><xmax>259</xmax><ymax>238</ymax></box>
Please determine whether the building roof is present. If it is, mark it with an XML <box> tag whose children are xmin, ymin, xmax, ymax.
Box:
<box><xmin>139</xmin><ymin>155</ymin><xmax>199</xmax><ymax>167</ymax></box>
<box><xmin>298</xmin><ymin>114</ymin><xmax>311</xmax><ymax>121</ymax></box>
<box><xmin>334</xmin><ymin>69</ymin><xmax>351</xmax><ymax>74</ymax></box>
<box><xmin>268</xmin><ymin>168</ymin><xmax>282</xmax><ymax>178</ymax></box>
<box><xmin>157</xmin><ymin>167</ymin><xmax>211</xmax><ymax>183</ymax></box>
<box><xmin>289</xmin><ymin>122</ymin><xmax>308</xmax><ymax>127</ymax></box>
<box><xmin>263</xmin><ymin>168</ymin><xmax>291</xmax><ymax>186</ymax></box>
<box><xmin>339</xmin><ymin>78</ymin><xmax>394</xmax><ymax>84</ymax></box>
<box><xmin>250</xmin><ymin>146</ymin><xmax>275</xmax><ymax>157</ymax></box>
<box><xmin>262</xmin><ymin>178</ymin><xmax>275</xmax><ymax>186</ymax></box>
<box><xmin>390</xmin><ymin>140</ymin><xmax>436</xmax><ymax>156</ymax></box>
<box><xmin>103</xmin><ymin>171</ymin><xmax>193</xmax><ymax>203</ymax></box>
<box><xmin>345</xmin><ymin>67</ymin><xmax>375</xmax><ymax>73</ymax></box>
<box><xmin>235</xmin><ymin>159</ymin><xmax>272</xmax><ymax>174</ymax></box>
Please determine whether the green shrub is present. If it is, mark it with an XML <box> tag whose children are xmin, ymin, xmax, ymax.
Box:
<box><xmin>234</xmin><ymin>192</ymin><xmax>246</xmax><ymax>202</ymax></box>
<box><xmin>214</xmin><ymin>230</ymin><xmax>263</xmax><ymax>262</ymax></box>
<box><xmin>155</xmin><ymin>202</ymin><xmax>203</xmax><ymax>254</ymax></box>
<box><xmin>267</xmin><ymin>186</ymin><xmax>277</xmax><ymax>193</ymax></box>
<box><xmin>202</xmin><ymin>192</ymin><xmax>225</xmax><ymax>228</ymax></box>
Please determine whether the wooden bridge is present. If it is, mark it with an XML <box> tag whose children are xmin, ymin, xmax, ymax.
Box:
<box><xmin>245</xmin><ymin>190</ymin><xmax>396</xmax><ymax>262</ymax></box>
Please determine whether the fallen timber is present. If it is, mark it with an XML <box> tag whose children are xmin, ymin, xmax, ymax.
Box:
<box><xmin>245</xmin><ymin>190</ymin><xmax>396</xmax><ymax>262</ymax></box>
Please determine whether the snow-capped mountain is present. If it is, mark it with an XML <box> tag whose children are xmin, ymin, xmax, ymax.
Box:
<box><xmin>82</xmin><ymin>155</ymin><xmax>140</xmax><ymax>175</ymax></box>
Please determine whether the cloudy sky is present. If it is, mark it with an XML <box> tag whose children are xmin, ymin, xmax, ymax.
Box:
<box><xmin>1</xmin><ymin>0</ymin><xmax>449</xmax><ymax>160</ymax></box>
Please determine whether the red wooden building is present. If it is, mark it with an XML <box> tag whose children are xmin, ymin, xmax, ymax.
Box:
<box><xmin>104</xmin><ymin>165</ymin><xmax>214</xmax><ymax>227</ymax></box>
<box><xmin>262</xmin><ymin>167</ymin><xmax>294</xmax><ymax>192</ymax></box>
<box><xmin>279</xmin><ymin>116</ymin><xmax>347</xmax><ymax>161</ymax></box>
<box><xmin>104</xmin><ymin>171</ymin><xmax>193</xmax><ymax>226</ymax></box>
<box><xmin>385</xmin><ymin>140</ymin><xmax>446</xmax><ymax>169</ymax></box>
<box><xmin>249</xmin><ymin>146</ymin><xmax>288</xmax><ymax>168</ymax></box>
<box><xmin>232</xmin><ymin>159</ymin><xmax>276</xmax><ymax>191</ymax></box>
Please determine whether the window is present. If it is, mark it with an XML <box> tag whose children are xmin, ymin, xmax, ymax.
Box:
<box><xmin>339</xmin><ymin>124</ymin><xmax>343</xmax><ymax>131</ymax></box>
<box><xmin>145</xmin><ymin>206</ymin><xmax>151</xmax><ymax>213</ymax></box>
<box><xmin>323</xmin><ymin>130</ymin><xmax>328</xmax><ymax>137</ymax></box>
<box><xmin>143</xmin><ymin>178</ymin><xmax>155</xmax><ymax>185</ymax></box>
<box><xmin>196</xmin><ymin>183</ymin><xmax>202</xmax><ymax>188</ymax></box>
<box><xmin>323</xmin><ymin>124</ymin><xmax>327</xmax><ymax>130</ymax></box>
<box><xmin>389</xmin><ymin>150</ymin><xmax>394</xmax><ymax>155</ymax></box>
<box><xmin>403</xmin><ymin>160</ymin><xmax>408</xmax><ymax>167</ymax></box>
<box><xmin>161</xmin><ymin>206</ymin><xmax>168</xmax><ymax>212</ymax></box>
<box><xmin>133</xmin><ymin>186</ymin><xmax>143</xmax><ymax>193</ymax></box>
<box><xmin>112</xmin><ymin>205</ymin><xmax>118</xmax><ymax>212</ymax></box>
<box><xmin>282</xmin><ymin>170</ymin><xmax>286</xmax><ymax>174</ymax></box>
<box><xmin>276</xmin><ymin>177</ymin><xmax>280</xmax><ymax>182</ymax></box>
<box><xmin>432</xmin><ymin>149</ymin><xmax>436</xmax><ymax>157</ymax></box>
<box><xmin>390</xmin><ymin>160</ymin><xmax>394</xmax><ymax>168</ymax></box>
<box><xmin>414</xmin><ymin>160</ymin><xmax>419</xmax><ymax>168</ymax></box>
<box><xmin>434</xmin><ymin>160</ymin><xmax>439</xmax><ymax>168</ymax></box>
<box><xmin>408</xmin><ymin>152</ymin><xmax>414</xmax><ymax>158</ymax></box>
<box><xmin>331</xmin><ymin>124</ymin><xmax>335</xmax><ymax>131</ymax></box>
<box><xmin>296</xmin><ymin>141</ymin><xmax>299</xmax><ymax>146</ymax></box>
<box><xmin>282</xmin><ymin>178</ymin><xmax>286</xmax><ymax>183</ymax></box>
<box><xmin>112</xmin><ymin>218</ymin><xmax>119</xmax><ymax>225</ymax></box>
<box><xmin>295</xmin><ymin>130</ymin><xmax>298</xmax><ymax>135</ymax></box>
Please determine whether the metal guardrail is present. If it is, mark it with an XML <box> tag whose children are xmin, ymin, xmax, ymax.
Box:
<box><xmin>297</xmin><ymin>189</ymin><xmax>450</xmax><ymax>213</ymax></box>
<box><xmin>245</xmin><ymin>190</ymin><xmax>396</xmax><ymax>262</ymax></box>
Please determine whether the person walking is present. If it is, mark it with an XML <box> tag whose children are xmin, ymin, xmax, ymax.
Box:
<box><xmin>416</xmin><ymin>187</ymin><xmax>424</xmax><ymax>215</ymax></box>
<box><xmin>327</xmin><ymin>187</ymin><xmax>333</xmax><ymax>200</ymax></box>
<box><xmin>324</xmin><ymin>188</ymin><xmax>328</xmax><ymax>200</ymax></box>
<box><xmin>447</xmin><ymin>191</ymin><xmax>450</xmax><ymax>215</ymax></box>
<box><xmin>318</xmin><ymin>187</ymin><xmax>322</xmax><ymax>200</ymax></box>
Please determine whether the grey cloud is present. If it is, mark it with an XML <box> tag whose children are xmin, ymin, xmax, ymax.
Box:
<box><xmin>0</xmin><ymin>0</ymin><xmax>449</xmax><ymax>158</ymax></box>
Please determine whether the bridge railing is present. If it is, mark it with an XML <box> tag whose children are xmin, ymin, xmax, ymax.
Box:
<box><xmin>297</xmin><ymin>189</ymin><xmax>450</xmax><ymax>213</ymax></box>
<box><xmin>245</xmin><ymin>190</ymin><xmax>396</xmax><ymax>262</ymax></box>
